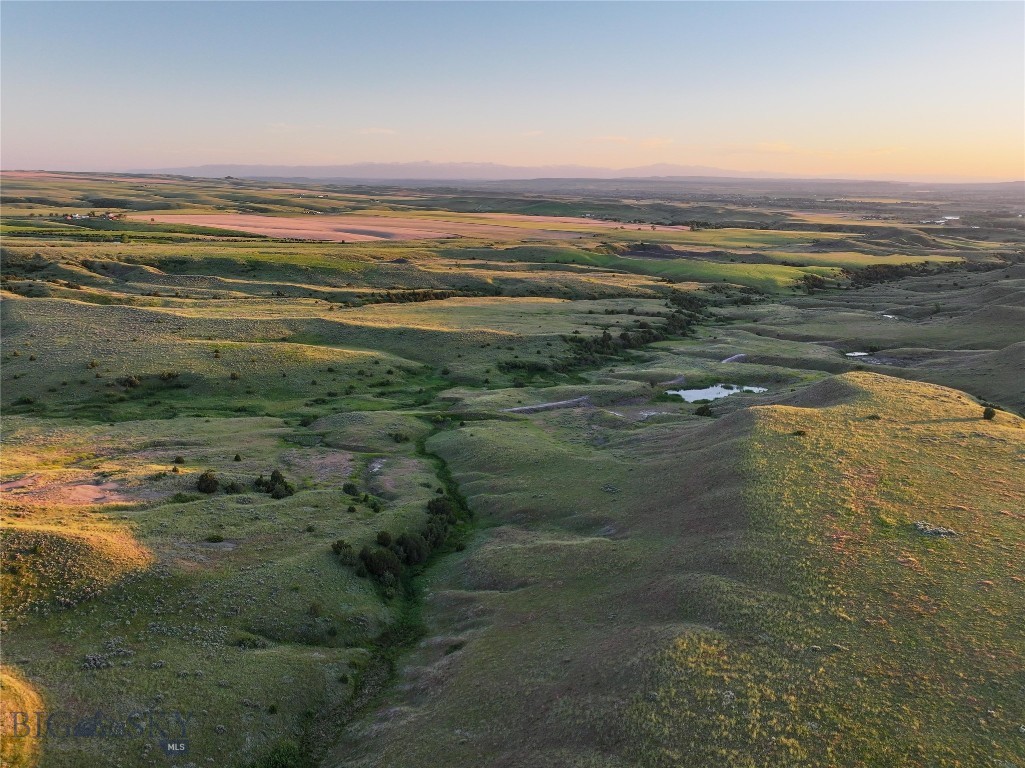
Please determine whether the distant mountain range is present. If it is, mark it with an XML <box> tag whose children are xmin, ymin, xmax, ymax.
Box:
<box><xmin>138</xmin><ymin>161</ymin><xmax>803</xmax><ymax>181</ymax></box>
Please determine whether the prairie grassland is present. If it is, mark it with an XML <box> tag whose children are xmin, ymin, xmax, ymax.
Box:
<box><xmin>0</xmin><ymin>411</ymin><xmax>446</xmax><ymax>766</ymax></box>
<box><xmin>630</xmin><ymin>373</ymin><xmax>1025</xmax><ymax>767</ymax></box>
<box><xmin>2</xmin><ymin>173</ymin><xmax>1023</xmax><ymax>768</ymax></box>
<box><xmin>135</xmin><ymin>211</ymin><xmax>696</xmax><ymax>242</ymax></box>
<box><xmin>441</xmin><ymin>245</ymin><xmax>838</xmax><ymax>291</ymax></box>
<box><xmin>1</xmin><ymin>288</ymin><xmax>677</xmax><ymax>424</ymax></box>
<box><xmin>328</xmin><ymin>374</ymin><xmax>1024</xmax><ymax>768</ymax></box>
<box><xmin>724</xmin><ymin>263</ymin><xmax>1025</xmax><ymax>407</ymax></box>
<box><xmin>759</xmin><ymin>250</ymin><xmax>963</xmax><ymax>268</ymax></box>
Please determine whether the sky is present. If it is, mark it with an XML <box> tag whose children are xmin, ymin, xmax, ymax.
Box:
<box><xmin>2</xmin><ymin>1</ymin><xmax>1023</xmax><ymax>181</ymax></box>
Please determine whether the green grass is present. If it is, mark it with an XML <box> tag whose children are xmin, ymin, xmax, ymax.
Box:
<box><xmin>445</xmin><ymin>244</ymin><xmax>836</xmax><ymax>291</ymax></box>
<box><xmin>760</xmin><ymin>250</ymin><xmax>962</xmax><ymax>269</ymax></box>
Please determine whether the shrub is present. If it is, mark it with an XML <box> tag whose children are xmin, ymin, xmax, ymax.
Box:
<box><xmin>395</xmin><ymin>532</ymin><xmax>430</xmax><ymax>565</ymax></box>
<box><xmin>234</xmin><ymin>453</ymin><xmax>242</xmax><ymax>462</ymax></box>
<box><xmin>255</xmin><ymin>469</ymin><xmax>294</xmax><ymax>498</ymax></box>
<box><xmin>205</xmin><ymin>534</ymin><xmax>224</xmax><ymax>543</ymax></box>
<box><xmin>694</xmin><ymin>404</ymin><xmax>714</xmax><ymax>417</ymax></box>
<box><xmin>358</xmin><ymin>546</ymin><xmax>402</xmax><ymax>581</ymax></box>
<box><xmin>270</xmin><ymin>483</ymin><xmax>292</xmax><ymax>500</ymax></box>
<box><xmin>346</xmin><ymin>505</ymin><xmax>356</xmax><ymax>514</ymax></box>
<box><xmin>376</xmin><ymin>531</ymin><xmax>393</xmax><ymax>547</ymax></box>
<box><xmin>196</xmin><ymin>470</ymin><xmax>219</xmax><ymax>494</ymax></box>
<box><xmin>223</xmin><ymin>480</ymin><xmax>244</xmax><ymax>494</ymax></box>
<box><xmin>233</xmin><ymin>632</ymin><xmax>270</xmax><ymax>650</ymax></box>
<box><xmin>173</xmin><ymin>456</ymin><xmax>185</xmax><ymax>464</ymax></box>
<box><xmin>422</xmin><ymin>515</ymin><xmax>449</xmax><ymax>548</ymax></box>
<box><xmin>342</xmin><ymin>482</ymin><xmax>359</xmax><ymax>496</ymax></box>
<box><xmin>983</xmin><ymin>407</ymin><xmax>996</xmax><ymax>420</ymax></box>
<box><xmin>427</xmin><ymin>497</ymin><xmax>457</xmax><ymax>520</ymax></box>
<box><xmin>331</xmin><ymin>539</ymin><xmax>356</xmax><ymax>565</ymax></box>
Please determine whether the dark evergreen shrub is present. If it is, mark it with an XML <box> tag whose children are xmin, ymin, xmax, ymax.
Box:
<box><xmin>358</xmin><ymin>546</ymin><xmax>402</xmax><ymax>581</ymax></box>
<box><xmin>196</xmin><ymin>470</ymin><xmax>219</xmax><ymax>494</ymax></box>
<box><xmin>395</xmin><ymin>532</ymin><xmax>430</xmax><ymax>565</ymax></box>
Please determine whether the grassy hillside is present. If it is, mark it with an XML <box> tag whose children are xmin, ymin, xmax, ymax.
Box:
<box><xmin>327</xmin><ymin>373</ymin><xmax>1024</xmax><ymax>768</ymax></box>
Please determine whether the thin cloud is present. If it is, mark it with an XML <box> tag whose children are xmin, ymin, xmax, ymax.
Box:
<box><xmin>359</xmin><ymin>127</ymin><xmax>398</xmax><ymax>136</ymax></box>
<box><xmin>521</xmin><ymin>130</ymin><xmax>544</xmax><ymax>137</ymax></box>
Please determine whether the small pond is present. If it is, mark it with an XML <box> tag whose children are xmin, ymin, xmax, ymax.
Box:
<box><xmin>665</xmin><ymin>383</ymin><xmax>767</xmax><ymax>402</ymax></box>
<box><xmin>845</xmin><ymin>352</ymin><xmax>870</xmax><ymax>357</ymax></box>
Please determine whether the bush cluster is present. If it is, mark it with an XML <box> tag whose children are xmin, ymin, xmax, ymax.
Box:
<box><xmin>333</xmin><ymin>495</ymin><xmax>464</xmax><ymax>585</ymax></box>
<box><xmin>563</xmin><ymin>311</ymin><xmax>697</xmax><ymax>368</ymax></box>
<box><xmin>255</xmin><ymin>469</ymin><xmax>295</xmax><ymax>499</ymax></box>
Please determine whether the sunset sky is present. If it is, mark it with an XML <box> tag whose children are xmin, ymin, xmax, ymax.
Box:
<box><xmin>2</xmin><ymin>1</ymin><xmax>1022</xmax><ymax>181</ymax></box>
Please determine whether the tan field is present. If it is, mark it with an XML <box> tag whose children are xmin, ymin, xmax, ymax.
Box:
<box><xmin>134</xmin><ymin>212</ymin><xmax>691</xmax><ymax>242</ymax></box>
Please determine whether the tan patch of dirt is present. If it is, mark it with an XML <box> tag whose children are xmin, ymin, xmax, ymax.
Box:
<box><xmin>280</xmin><ymin>449</ymin><xmax>354</xmax><ymax>484</ymax></box>
<box><xmin>60</xmin><ymin>482</ymin><xmax>135</xmax><ymax>504</ymax></box>
<box><xmin>368</xmin><ymin>457</ymin><xmax>425</xmax><ymax>499</ymax></box>
<box><xmin>2</xmin><ymin>474</ymin><xmax>141</xmax><ymax>506</ymax></box>
<box><xmin>0</xmin><ymin>474</ymin><xmax>40</xmax><ymax>492</ymax></box>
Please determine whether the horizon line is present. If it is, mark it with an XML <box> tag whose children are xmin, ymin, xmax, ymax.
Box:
<box><xmin>4</xmin><ymin>166</ymin><xmax>1022</xmax><ymax>186</ymax></box>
